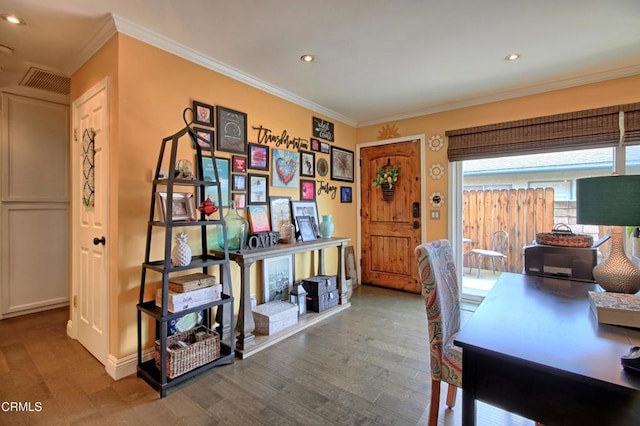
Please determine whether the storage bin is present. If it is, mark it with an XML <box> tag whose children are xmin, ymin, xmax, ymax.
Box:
<box><xmin>155</xmin><ymin>325</ymin><xmax>220</xmax><ymax>379</ymax></box>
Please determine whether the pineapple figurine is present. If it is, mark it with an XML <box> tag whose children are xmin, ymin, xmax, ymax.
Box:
<box><xmin>171</xmin><ymin>232</ymin><xmax>191</xmax><ymax>267</ymax></box>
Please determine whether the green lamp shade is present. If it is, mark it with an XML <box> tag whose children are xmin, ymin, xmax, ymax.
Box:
<box><xmin>576</xmin><ymin>175</ymin><xmax>640</xmax><ymax>226</ymax></box>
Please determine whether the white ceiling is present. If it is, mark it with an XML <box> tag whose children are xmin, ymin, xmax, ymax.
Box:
<box><xmin>2</xmin><ymin>0</ymin><xmax>640</xmax><ymax>126</ymax></box>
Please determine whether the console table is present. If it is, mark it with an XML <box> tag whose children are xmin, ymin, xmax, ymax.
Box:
<box><xmin>213</xmin><ymin>237</ymin><xmax>350</xmax><ymax>358</ymax></box>
<box><xmin>455</xmin><ymin>273</ymin><xmax>640</xmax><ymax>425</ymax></box>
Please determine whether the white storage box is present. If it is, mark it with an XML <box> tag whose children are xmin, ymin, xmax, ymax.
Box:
<box><xmin>156</xmin><ymin>284</ymin><xmax>222</xmax><ymax>313</ymax></box>
<box><xmin>252</xmin><ymin>301</ymin><xmax>298</xmax><ymax>335</ymax></box>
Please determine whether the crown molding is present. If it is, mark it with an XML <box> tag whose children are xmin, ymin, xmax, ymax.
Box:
<box><xmin>357</xmin><ymin>64</ymin><xmax>640</xmax><ymax>127</ymax></box>
<box><xmin>65</xmin><ymin>15</ymin><xmax>118</xmax><ymax>76</ymax></box>
<box><xmin>110</xmin><ymin>15</ymin><xmax>356</xmax><ymax>127</ymax></box>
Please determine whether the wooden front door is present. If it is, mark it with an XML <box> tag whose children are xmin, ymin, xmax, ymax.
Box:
<box><xmin>361</xmin><ymin>139</ymin><xmax>422</xmax><ymax>293</ymax></box>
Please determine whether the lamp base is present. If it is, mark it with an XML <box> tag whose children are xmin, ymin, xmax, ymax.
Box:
<box><xmin>594</xmin><ymin>226</ymin><xmax>640</xmax><ymax>294</ymax></box>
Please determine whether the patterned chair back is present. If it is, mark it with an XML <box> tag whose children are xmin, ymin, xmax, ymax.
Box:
<box><xmin>415</xmin><ymin>240</ymin><xmax>461</xmax><ymax>381</ymax></box>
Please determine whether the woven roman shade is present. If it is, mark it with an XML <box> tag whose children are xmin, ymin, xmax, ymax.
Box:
<box><xmin>446</xmin><ymin>102</ymin><xmax>640</xmax><ymax>162</ymax></box>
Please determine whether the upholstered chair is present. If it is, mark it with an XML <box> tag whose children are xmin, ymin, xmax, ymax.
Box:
<box><xmin>415</xmin><ymin>240</ymin><xmax>463</xmax><ymax>426</ymax></box>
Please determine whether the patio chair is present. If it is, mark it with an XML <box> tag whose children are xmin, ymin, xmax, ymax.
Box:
<box><xmin>415</xmin><ymin>240</ymin><xmax>462</xmax><ymax>426</ymax></box>
<box><xmin>470</xmin><ymin>230</ymin><xmax>509</xmax><ymax>278</ymax></box>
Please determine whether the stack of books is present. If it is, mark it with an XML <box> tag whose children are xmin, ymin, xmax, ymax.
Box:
<box><xmin>156</xmin><ymin>273</ymin><xmax>221</xmax><ymax>313</ymax></box>
<box><xmin>588</xmin><ymin>291</ymin><xmax>640</xmax><ymax>328</ymax></box>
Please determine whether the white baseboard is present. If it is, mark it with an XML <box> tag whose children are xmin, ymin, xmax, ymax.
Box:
<box><xmin>106</xmin><ymin>349</ymin><xmax>154</xmax><ymax>380</ymax></box>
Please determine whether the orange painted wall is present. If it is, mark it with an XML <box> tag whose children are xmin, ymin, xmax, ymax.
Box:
<box><xmin>356</xmin><ymin>74</ymin><xmax>640</xmax><ymax>241</ymax></box>
<box><xmin>72</xmin><ymin>34</ymin><xmax>357</xmax><ymax>359</ymax></box>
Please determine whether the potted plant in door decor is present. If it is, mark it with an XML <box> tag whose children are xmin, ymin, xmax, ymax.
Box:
<box><xmin>372</xmin><ymin>164</ymin><xmax>400</xmax><ymax>201</ymax></box>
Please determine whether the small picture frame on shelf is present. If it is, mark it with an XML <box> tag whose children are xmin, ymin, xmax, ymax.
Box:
<box><xmin>263</xmin><ymin>255</ymin><xmax>294</xmax><ymax>302</ymax></box>
<box><xmin>193</xmin><ymin>101</ymin><xmax>214</xmax><ymax>127</ymax></box>
<box><xmin>291</xmin><ymin>200</ymin><xmax>321</xmax><ymax>238</ymax></box>
<box><xmin>269</xmin><ymin>196</ymin><xmax>292</xmax><ymax>233</ymax></box>
<box><xmin>216</xmin><ymin>106</ymin><xmax>247</xmax><ymax>154</ymax></box>
<box><xmin>296</xmin><ymin>216</ymin><xmax>317</xmax><ymax>242</ymax></box>
<box><xmin>155</xmin><ymin>192</ymin><xmax>197</xmax><ymax>222</ymax></box>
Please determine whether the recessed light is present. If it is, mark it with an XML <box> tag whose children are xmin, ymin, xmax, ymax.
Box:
<box><xmin>1</xmin><ymin>14</ymin><xmax>26</xmax><ymax>25</ymax></box>
<box><xmin>300</xmin><ymin>54</ymin><xmax>315</xmax><ymax>63</ymax></box>
<box><xmin>505</xmin><ymin>53</ymin><xmax>521</xmax><ymax>61</ymax></box>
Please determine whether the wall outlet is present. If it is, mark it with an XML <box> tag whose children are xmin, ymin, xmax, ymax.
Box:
<box><xmin>430</xmin><ymin>210</ymin><xmax>440</xmax><ymax>220</ymax></box>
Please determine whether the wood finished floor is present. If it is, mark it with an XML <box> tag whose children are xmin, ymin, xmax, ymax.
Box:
<box><xmin>0</xmin><ymin>285</ymin><xmax>536</xmax><ymax>425</ymax></box>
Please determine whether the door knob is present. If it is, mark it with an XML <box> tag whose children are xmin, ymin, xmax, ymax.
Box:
<box><xmin>413</xmin><ymin>221</ymin><xmax>420</xmax><ymax>229</ymax></box>
<box><xmin>93</xmin><ymin>236</ymin><xmax>106</xmax><ymax>246</ymax></box>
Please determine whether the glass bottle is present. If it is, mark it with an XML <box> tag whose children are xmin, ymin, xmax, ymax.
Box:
<box><xmin>218</xmin><ymin>200</ymin><xmax>249</xmax><ymax>250</ymax></box>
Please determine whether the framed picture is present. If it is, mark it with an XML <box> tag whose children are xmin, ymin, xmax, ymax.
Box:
<box><xmin>248</xmin><ymin>143</ymin><xmax>269</xmax><ymax>170</ymax></box>
<box><xmin>312</xmin><ymin>116</ymin><xmax>334</xmax><ymax>141</ymax></box>
<box><xmin>233</xmin><ymin>192</ymin><xmax>246</xmax><ymax>209</ymax></box>
<box><xmin>247</xmin><ymin>205</ymin><xmax>271</xmax><ymax>232</ymax></box>
<box><xmin>320</xmin><ymin>142</ymin><xmax>330</xmax><ymax>154</ymax></box>
<box><xmin>248</xmin><ymin>173</ymin><xmax>269</xmax><ymax>205</ymax></box>
<box><xmin>341</xmin><ymin>186</ymin><xmax>352</xmax><ymax>203</ymax></box>
<box><xmin>300</xmin><ymin>179</ymin><xmax>316</xmax><ymax>201</ymax></box>
<box><xmin>216</xmin><ymin>106</ymin><xmax>247</xmax><ymax>154</ymax></box>
<box><xmin>269</xmin><ymin>196</ymin><xmax>292</xmax><ymax>232</ymax></box>
<box><xmin>232</xmin><ymin>155</ymin><xmax>247</xmax><ymax>173</ymax></box>
<box><xmin>330</xmin><ymin>146</ymin><xmax>354</xmax><ymax>182</ymax></box>
<box><xmin>198</xmin><ymin>156</ymin><xmax>230</xmax><ymax>208</ymax></box>
<box><xmin>193</xmin><ymin>127</ymin><xmax>213</xmax><ymax>150</ymax></box>
<box><xmin>296</xmin><ymin>216</ymin><xmax>317</xmax><ymax>242</ymax></box>
<box><xmin>272</xmin><ymin>148</ymin><xmax>299</xmax><ymax>187</ymax></box>
<box><xmin>232</xmin><ymin>173</ymin><xmax>246</xmax><ymax>191</ymax></box>
<box><xmin>263</xmin><ymin>255</ymin><xmax>294</xmax><ymax>303</ymax></box>
<box><xmin>310</xmin><ymin>137</ymin><xmax>321</xmax><ymax>152</ymax></box>
<box><xmin>193</xmin><ymin>101</ymin><xmax>214</xmax><ymax>127</ymax></box>
<box><xmin>291</xmin><ymin>200</ymin><xmax>320</xmax><ymax>238</ymax></box>
<box><xmin>300</xmin><ymin>151</ymin><xmax>315</xmax><ymax>177</ymax></box>
<box><xmin>155</xmin><ymin>192</ymin><xmax>197</xmax><ymax>222</ymax></box>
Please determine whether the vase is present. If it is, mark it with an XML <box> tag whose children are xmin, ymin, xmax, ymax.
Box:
<box><xmin>319</xmin><ymin>214</ymin><xmax>335</xmax><ymax>238</ymax></box>
<box><xmin>218</xmin><ymin>201</ymin><xmax>249</xmax><ymax>251</ymax></box>
<box><xmin>171</xmin><ymin>232</ymin><xmax>191</xmax><ymax>267</ymax></box>
<box><xmin>381</xmin><ymin>183</ymin><xmax>395</xmax><ymax>201</ymax></box>
<box><xmin>280</xmin><ymin>221</ymin><xmax>295</xmax><ymax>244</ymax></box>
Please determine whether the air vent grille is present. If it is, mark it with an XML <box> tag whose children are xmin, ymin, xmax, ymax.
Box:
<box><xmin>20</xmin><ymin>67</ymin><xmax>70</xmax><ymax>95</ymax></box>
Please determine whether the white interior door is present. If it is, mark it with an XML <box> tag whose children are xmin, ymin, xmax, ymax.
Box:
<box><xmin>71</xmin><ymin>78</ymin><xmax>109</xmax><ymax>365</ymax></box>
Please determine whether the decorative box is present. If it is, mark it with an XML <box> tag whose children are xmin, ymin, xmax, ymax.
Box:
<box><xmin>156</xmin><ymin>284</ymin><xmax>222</xmax><ymax>313</ymax></box>
<box><xmin>307</xmin><ymin>289</ymin><xmax>339</xmax><ymax>313</ymax></box>
<box><xmin>168</xmin><ymin>273</ymin><xmax>217</xmax><ymax>293</ymax></box>
<box><xmin>252</xmin><ymin>301</ymin><xmax>298</xmax><ymax>335</ymax></box>
<box><xmin>302</xmin><ymin>275</ymin><xmax>337</xmax><ymax>297</ymax></box>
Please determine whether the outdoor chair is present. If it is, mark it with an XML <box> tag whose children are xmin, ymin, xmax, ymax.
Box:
<box><xmin>469</xmin><ymin>230</ymin><xmax>509</xmax><ymax>278</ymax></box>
<box><xmin>415</xmin><ymin>240</ymin><xmax>462</xmax><ymax>426</ymax></box>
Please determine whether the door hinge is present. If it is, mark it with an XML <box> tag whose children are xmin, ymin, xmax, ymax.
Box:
<box><xmin>73</xmin><ymin>128</ymin><xmax>78</xmax><ymax>141</ymax></box>
<box><xmin>73</xmin><ymin>295</ymin><xmax>77</xmax><ymax>308</ymax></box>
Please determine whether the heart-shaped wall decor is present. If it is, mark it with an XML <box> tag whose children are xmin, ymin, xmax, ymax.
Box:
<box><xmin>276</xmin><ymin>157</ymin><xmax>297</xmax><ymax>185</ymax></box>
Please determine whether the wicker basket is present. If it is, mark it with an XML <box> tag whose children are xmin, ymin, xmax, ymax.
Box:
<box><xmin>155</xmin><ymin>325</ymin><xmax>220</xmax><ymax>379</ymax></box>
<box><xmin>535</xmin><ymin>224</ymin><xmax>593</xmax><ymax>248</ymax></box>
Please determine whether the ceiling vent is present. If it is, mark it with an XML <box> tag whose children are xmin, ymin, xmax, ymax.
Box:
<box><xmin>19</xmin><ymin>67</ymin><xmax>70</xmax><ymax>95</ymax></box>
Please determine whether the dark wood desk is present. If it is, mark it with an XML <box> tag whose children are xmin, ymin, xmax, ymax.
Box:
<box><xmin>454</xmin><ymin>273</ymin><xmax>640</xmax><ymax>425</ymax></box>
<box><xmin>213</xmin><ymin>237</ymin><xmax>350</xmax><ymax>358</ymax></box>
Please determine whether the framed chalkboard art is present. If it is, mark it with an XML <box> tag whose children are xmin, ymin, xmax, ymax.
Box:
<box><xmin>216</xmin><ymin>106</ymin><xmax>247</xmax><ymax>154</ymax></box>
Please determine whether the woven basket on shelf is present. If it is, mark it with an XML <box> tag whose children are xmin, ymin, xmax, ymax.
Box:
<box><xmin>155</xmin><ymin>325</ymin><xmax>220</xmax><ymax>379</ymax></box>
<box><xmin>535</xmin><ymin>224</ymin><xmax>593</xmax><ymax>248</ymax></box>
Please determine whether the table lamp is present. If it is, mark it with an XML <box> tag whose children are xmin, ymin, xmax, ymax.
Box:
<box><xmin>576</xmin><ymin>175</ymin><xmax>640</xmax><ymax>294</ymax></box>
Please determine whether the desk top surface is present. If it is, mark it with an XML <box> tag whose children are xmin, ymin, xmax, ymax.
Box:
<box><xmin>455</xmin><ymin>272</ymin><xmax>640</xmax><ymax>391</ymax></box>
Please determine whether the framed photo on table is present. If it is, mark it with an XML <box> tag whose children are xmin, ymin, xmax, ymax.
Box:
<box><xmin>269</xmin><ymin>196</ymin><xmax>292</xmax><ymax>232</ymax></box>
<box><xmin>330</xmin><ymin>146</ymin><xmax>354</xmax><ymax>182</ymax></box>
<box><xmin>216</xmin><ymin>106</ymin><xmax>247</xmax><ymax>154</ymax></box>
<box><xmin>263</xmin><ymin>255</ymin><xmax>294</xmax><ymax>302</ymax></box>
<box><xmin>247</xmin><ymin>205</ymin><xmax>271</xmax><ymax>232</ymax></box>
<box><xmin>296</xmin><ymin>216</ymin><xmax>317</xmax><ymax>242</ymax></box>
<box><xmin>291</xmin><ymin>200</ymin><xmax>320</xmax><ymax>238</ymax></box>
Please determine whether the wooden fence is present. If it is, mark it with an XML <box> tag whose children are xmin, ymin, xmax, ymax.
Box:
<box><xmin>463</xmin><ymin>188</ymin><xmax>555</xmax><ymax>274</ymax></box>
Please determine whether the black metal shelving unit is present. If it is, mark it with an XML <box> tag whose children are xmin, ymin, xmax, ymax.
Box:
<box><xmin>136</xmin><ymin>124</ymin><xmax>234</xmax><ymax>398</ymax></box>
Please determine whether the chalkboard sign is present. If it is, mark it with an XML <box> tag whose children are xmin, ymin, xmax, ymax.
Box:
<box><xmin>217</xmin><ymin>106</ymin><xmax>247</xmax><ymax>154</ymax></box>
<box><xmin>312</xmin><ymin>117</ymin><xmax>334</xmax><ymax>142</ymax></box>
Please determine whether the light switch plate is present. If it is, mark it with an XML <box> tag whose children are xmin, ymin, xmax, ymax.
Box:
<box><xmin>430</xmin><ymin>210</ymin><xmax>440</xmax><ymax>220</ymax></box>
